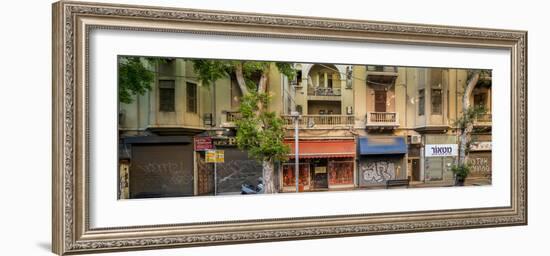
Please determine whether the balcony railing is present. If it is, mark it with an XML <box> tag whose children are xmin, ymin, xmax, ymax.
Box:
<box><xmin>474</xmin><ymin>113</ymin><xmax>492</xmax><ymax>126</ymax></box>
<box><xmin>307</xmin><ymin>87</ymin><xmax>342</xmax><ymax>97</ymax></box>
<box><xmin>281</xmin><ymin>115</ymin><xmax>354</xmax><ymax>128</ymax></box>
<box><xmin>365</xmin><ymin>112</ymin><xmax>399</xmax><ymax>128</ymax></box>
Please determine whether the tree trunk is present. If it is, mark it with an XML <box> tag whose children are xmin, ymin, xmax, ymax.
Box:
<box><xmin>262</xmin><ymin>160</ymin><xmax>276</xmax><ymax>193</ymax></box>
<box><xmin>257</xmin><ymin>73</ymin><xmax>268</xmax><ymax>94</ymax></box>
<box><xmin>234</xmin><ymin>63</ymin><xmax>249</xmax><ymax>95</ymax></box>
<box><xmin>256</xmin><ymin>73</ymin><xmax>269</xmax><ymax>112</ymax></box>
<box><xmin>458</xmin><ymin>71</ymin><xmax>480</xmax><ymax>164</ymax></box>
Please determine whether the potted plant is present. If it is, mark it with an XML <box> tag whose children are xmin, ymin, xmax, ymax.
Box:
<box><xmin>451</xmin><ymin>163</ymin><xmax>471</xmax><ymax>186</ymax></box>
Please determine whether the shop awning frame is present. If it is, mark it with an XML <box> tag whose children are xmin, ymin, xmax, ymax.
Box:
<box><xmin>358</xmin><ymin>136</ymin><xmax>407</xmax><ymax>155</ymax></box>
<box><xmin>285</xmin><ymin>140</ymin><xmax>356</xmax><ymax>159</ymax></box>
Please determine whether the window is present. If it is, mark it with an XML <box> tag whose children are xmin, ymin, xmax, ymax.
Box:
<box><xmin>327</xmin><ymin>73</ymin><xmax>333</xmax><ymax>88</ymax></box>
<box><xmin>158</xmin><ymin>80</ymin><xmax>175</xmax><ymax>112</ymax></box>
<box><xmin>474</xmin><ymin>92</ymin><xmax>487</xmax><ymax>109</ymax></box>
<box><xmin>418</xmin><ymin>89</ymin><xmax>425</xmax><ymax>116</ymax></box>
<box><xmin>374</xmin><ymin>90</ymin><xmax>387</xmax><ymax>112</ymax></box>
<box><xmin>295</xmin><ymin>70</ymin><xmax>303</xmax><ymax>87</ymax></box>
<box><xmin>296</xmin><ymin>70</ymin><xmax>302</xmax><ymax>81</ymax></box>
<box><xmin>431</xmin><ymin>89</ymin><xmax>442</xmax><ymax>115</ymax></box>
<box><xmin>296</xmin><ymin>105</ymin><xmax>303</xmax><ymax>114</ymax></box>
<box><xmin>186</xmin><ymin>82</ymin><xmax>197</xmax><ymax>113</ymax></box>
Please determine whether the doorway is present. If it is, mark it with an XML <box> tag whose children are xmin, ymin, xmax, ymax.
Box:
<box><xmin>374</xmin><ymin>90</ymin><xmax>387</xmax><ymax>112</ymax></box>
<box><xmin>311</xmin><ymin>159</ymin><xmax>329</xmax><ymax>190</ymax></box>
<box><xmin>408</xmin><ymin>158</ymin><xmax>421</xmax><ymax>181</ymax></box>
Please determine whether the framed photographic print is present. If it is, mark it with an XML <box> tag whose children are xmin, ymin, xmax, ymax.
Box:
<box><xmin>52</xmin><ymin>1</ymin><xmax>527</xmax><ymax>255</ymax></box>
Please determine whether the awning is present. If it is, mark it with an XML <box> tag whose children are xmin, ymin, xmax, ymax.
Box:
<box><xmin>358</xmin><ymin>137</ymin><xmax>407</xmax><ymax>155</ymax></box>
<box><xmin>285</xmin><ymin>140</ymin><xmax>355</xmax><ymax>159</ymax></box>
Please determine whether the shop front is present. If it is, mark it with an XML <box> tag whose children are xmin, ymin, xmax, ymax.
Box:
<box><xmin>407</xmin><ymin>142</ymin><xmax>422</xmax><ymax>182</ymax></box>
<box><xmin>121</xmin><ymin>136</ymin><xmax>195</xmax><ymax>199</ymax></box>
<box><xmin>423</xmin><ymin>135</ymin><xmax>458</xmax><ymax>183</ymax></box>
<box><xmin>357</xmin><ymin>136</ymin><xmax>407</xmax><ymax>187</ymax></box>
<box><xmin>468</xmin><ymin>135</ymin><xmax>492</xmax><ymax>182</ymax></box>
<box><xmin>282</xmin><ymin>139</ymin><xmax>355</xmax><ymax>192</ymax></box>
<box><xmin>196</xmin><ymin>137</ymin><xmax>263</xmax><ymax>195</ymax></box>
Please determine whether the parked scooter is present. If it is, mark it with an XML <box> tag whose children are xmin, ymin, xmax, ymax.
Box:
<box><xmin>241</xmin><ymin>178</ymin><xmax>264</xmax><ymax>194</ymax></box>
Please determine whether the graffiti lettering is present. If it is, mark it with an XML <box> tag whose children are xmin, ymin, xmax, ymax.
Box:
<box><xmin>135</xmin><ymin>161</ymin><xmax>193</xmax><ymax>185</ymax></box>
<box><xmin>360</xmin><ymin>160</ymin><xmax>396</xmax><ymax>184</ymax></box>
<box><xmin>468</xmin><ymin>156</ymin><xmax>491</xmax><ymax>175</ymax></box>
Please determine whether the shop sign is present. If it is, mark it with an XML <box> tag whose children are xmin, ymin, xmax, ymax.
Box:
<box><xmin>213</xmin><ymin>137</ymin><xmax>237</xmax><ymax>146</ymax></box>
<box><xmin>470</xmin><ymin>141</ymin><xmax>492</xmax><ymax>151</ymax></box>
<box><xmin>425</xmin><ymin>144</ymin><xmax>458</xmax><ymax>157</ymax></box>
<box><xmin>194</xmin><ymin>137</ymin><xmax>213</xmax><ymax>151</ymax></box>
<box><xmin>205</xmin><ymin>150</ymin><xmax>224</xmax><ymax>163</ymax></box>
<box><xmin>314</xmin><ymin>166</ymin><xmax>327</xmax><ymax>174</ymax></box>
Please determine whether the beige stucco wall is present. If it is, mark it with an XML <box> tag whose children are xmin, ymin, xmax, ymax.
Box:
<box><xmin>353</xmin><ymin>66</ymin><xmax>367</xmax><ymax>128</ymax></box>
<box><xmin>119</xmin><ymin>59</ymin><xmax>230</xmax><ymax>131</ymax></box>
<box><xmin>119</xmin><ymin>60</ymin><xmax>484</xmax><ymax>139</ymax></box>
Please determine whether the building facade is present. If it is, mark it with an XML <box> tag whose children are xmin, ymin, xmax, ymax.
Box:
<box><xmin>280</xmin><ymin>64</ymin><xmax>492</xmax><ymax>191</ymax></box>
<box><xmin>118</xmin><ymin>59</ymin><xmax>284</xmax><ymax>198</ymax></box>
<box><xmin>118</xmin><ymin>59</ymin><xmax>492</xmax><ymax>198</ymax></box>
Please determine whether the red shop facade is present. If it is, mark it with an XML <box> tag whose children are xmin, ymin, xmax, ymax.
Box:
<box><xmin>280</xmin><ymin>139</ymin><xmax>356</xmax><ymax>192</ymax></box>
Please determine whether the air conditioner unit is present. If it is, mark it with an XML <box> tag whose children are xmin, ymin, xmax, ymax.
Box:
<box><xmin>410</xmin><ymin>135</ymin><xmax>422</xmax><ymax>144</ymax></box>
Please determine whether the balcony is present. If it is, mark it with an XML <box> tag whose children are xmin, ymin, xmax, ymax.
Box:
<box><xmin>474</xmin><ymin>113</ymin><xmax>492</xmax><ymax>127</ymax></box>
<box><xmin>367</xmin><ymin>65</ymin><xmax>397</xmax><ymax>72</ymax></box>
<box><xmin>281</xmin><ymin>115</ymin><xmax>354</xmax><ymax>129</ymax></box>
<box><xmin>365</xmin><ymin>112</ymin><xmax>399</xmax><ymax>129</ymax></box>
<box><xmin>307</xmin><ymin>87</ymin><xmax>342</xmax><ymax>101</ymax></box>
<box><xmin>220</xmin><ymin>111</ymin><xmax>242</xmax><ymax>127</ymax></box>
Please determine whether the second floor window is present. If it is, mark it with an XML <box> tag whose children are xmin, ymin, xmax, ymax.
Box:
<box><xmin>431</xmin><ymin>89</ymin><xmax>442</xmax><ymax>115</ymax></box>
<box><xmin>159</xmin><ymin>80</ymin><xmax>175</xmax><ymax>112</ymax></box>
<box><xmin>374</xmin><ymin>90</ymin><xmax>387</xmax><ymax>112</ymax></box>
<box><xmin>418</xmin><ymin>89</ymin><xmax>425</xmax><ymax>116</ymax></box>
<box><xmin>186</xmin><ymin>82</ymin><xmax>197</xmax><ymax>113</ymax></box>
<box><xmin>474</xmin><ymin>92</ymin><xmax>488</xmax><ymax>110</ymax></box>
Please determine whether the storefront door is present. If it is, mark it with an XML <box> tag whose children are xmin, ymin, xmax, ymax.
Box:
<box><xmin>408</xmin><ymin>158</ymin><xmax>421</xmax><ymax>181</ymax></box>
<box><xmin>312</xmin><ymin>159</ymin><xmax>329</xmax><ymax>190</ymax></box>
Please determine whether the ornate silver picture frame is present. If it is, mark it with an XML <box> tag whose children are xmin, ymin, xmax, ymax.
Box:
<box><xmin>52</xmin><ymin>1</ymin><xmax>527</xmax><ymax>255</ymax></box>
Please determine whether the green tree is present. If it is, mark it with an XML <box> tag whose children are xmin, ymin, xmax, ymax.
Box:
<box><xmin>457</xmin><ymin>70</ymin><xmax>490</xmax><ymax>165</ymax></box>
<box><xmin>118</xmin><ymin>56</ymin><xmax>164</xmax><ymax>104</ymax></box>
<box><xmin>192</xmin><ymin>60</ymin><xmax>295</xmax><ymax>193</ymax></box>
<box><xmin>235</xmin><ymin>92</ymin><xmax>289</xmax><ymax>193</ymax></box>
<box><xmin>453</xmin><ymin>69</ymin><xmax>490</xmax><ymax>185</ymax></box>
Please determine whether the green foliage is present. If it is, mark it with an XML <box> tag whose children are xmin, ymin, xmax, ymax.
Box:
<box><xmin>275</xmin><ymin>62</ymin><xmax>297</xmax><ymax>81</ymax></box>
<box><xmin>467</xmin><ymin>69</ymin><xmax>492</xmax><ymax>87</ymax></box>
<box><xmin>451</xmin><ymin>163</ymin><xmax>471</xmax><ymax>180</ymax></box>
<box><xmin>191</xmin><ymin>59</ymin><xmax>295</xmax><ymax>163</ymax></box>
<box><xmin>454</xmin><ymin>105</ymin><xmax>487</xmax><ymax>130</ymax></box>
<box><xmin>118</xmin><ymin>56</ymin><xmax>157</xmax><ymax>104</ymax></box>
<box><xmin>191</xmin><ymin>60</ymin><xmax>232</xmax><ymax>86</ymax></box>
<box><xmin>235</xmin><ymin>91</ymin><xmax>290</xmax><ymax>162</ymax></box>
<box><xmin>119</xmin><ymin>57</ymin><xmax>295</xmax><ymax>162</ymax></box>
